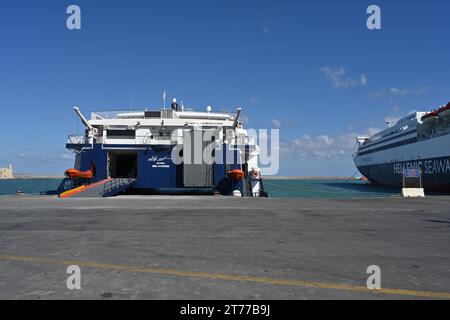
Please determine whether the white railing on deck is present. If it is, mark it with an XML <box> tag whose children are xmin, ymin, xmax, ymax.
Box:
<box><xmin>90</xmin><ymin>109</ymin><xmax>235</xmax><ymax>120</ymax></box>
<box><xmin>67</xmin><ymin>135</ymin><xmax>86</xmax><ymax>144</ymax></box>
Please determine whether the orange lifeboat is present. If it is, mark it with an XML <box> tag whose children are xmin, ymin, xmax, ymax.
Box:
<box><xmin>421</xmin><ymin>111</ymin><xmax>439</xmax><ymax>125</ymax></box>
<box><xmin>228</xmin><ymin>169</ymin><xmax>245</xmax><ymax>181</ymax></box>
<box><xmin>436</xmin><ymin>102</ymin><xmax>450</xmax><ymax>119</ymax></box>
<box><xmin>65</xmin><ymin>164</ymin><xmax>95</xmax><ymax>180</ymax></box>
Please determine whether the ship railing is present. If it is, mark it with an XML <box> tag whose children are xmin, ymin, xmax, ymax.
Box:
<box><xmin>90</xmin><ymin>109</ymin><xmax>236</xmax><ymax>120</ymax></box>
<box><xmin>91</xmin><ymin>110</ymin><xmax>146</xmax><ymax>120</ymax></box>
<box><xmin>103</xmin><ymin>177</ymin><xmax>136</xmax><ymax>197</ymax></box>
<box><xmin>67</xmin><ymin>135</ymin><xmax>106</xmax><ymax>145</ymax></box>
<box><xmin>91</xmin><ymin>109</ymin><xmax>171</xmax><ymax>120</ymax></box>
<box><xmin>67</xmin><ymin>135</ymin><xmax>86</xmax><ymax>144</ymax></box>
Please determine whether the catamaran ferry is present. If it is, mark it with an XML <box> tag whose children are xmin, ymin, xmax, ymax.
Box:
<box><xmin>57</xmin><ymin>100</ymin><xmax>268</xmax><ymax>198</ymax></box>
<box><xmin>354</xmin><ymin>101</ymin><xmax>450</xmax><ymax>191</ymax></box>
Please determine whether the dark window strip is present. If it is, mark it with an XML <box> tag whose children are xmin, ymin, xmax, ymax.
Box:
<box><xmin>107</xmin><ymin>130</ymin><xmax>136</xmax><ymax>138</ymax></box>
<box><xmin>359</xmin><ymin>130</ymin><xmax>417</xmax><ymax>151</ymax></box>
<box><xmin>357</xmin><ymin>137</ymin><xmax>418</xmax><ymax>156</ymax></box>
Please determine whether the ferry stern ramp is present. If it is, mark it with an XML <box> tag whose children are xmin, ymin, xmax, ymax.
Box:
<box><xmin>59</xmin><ymin>178</ymin><xmax>136</xmax><ymax>198</ymax></box>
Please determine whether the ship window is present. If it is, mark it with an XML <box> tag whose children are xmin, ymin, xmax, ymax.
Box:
<box><xmin>358</xmin><ymin>129</ymin><xmax>417</xmax><ymax>151</ymax></box>
<box><xmin>144</xmin><ymin>111</ymin><xmax>161</xmax><ymax>118</ymax></box>
<box><xmin>107</xmin><ymin>130</ymin><xmax>136</xmax><ymax>139</ymax></box>
<box><xmin>358</xmin><ymin>137</ymin><xmax>418</xmax><ymax>156</ymax></box>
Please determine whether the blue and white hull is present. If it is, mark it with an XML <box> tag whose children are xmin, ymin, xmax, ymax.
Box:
<box><xmin>67</xmin><ymin>143</ymin><xmax>244</xmax><ymax>194</ymax></box>
<box><xmin>354</xmin><ymin>125</ymin><xmax>450</xmax><ymax>191</ymax></box>
<box><xmin>61</xmin><ymin>105</ymin><xmax>267</xmax><ymax>197</ymax></box>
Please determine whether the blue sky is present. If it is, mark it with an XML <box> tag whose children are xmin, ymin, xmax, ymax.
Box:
<box><xmin>0</xmin><ymin>0</ymin><xmax>449</xmax><ymax>176</ymax></box>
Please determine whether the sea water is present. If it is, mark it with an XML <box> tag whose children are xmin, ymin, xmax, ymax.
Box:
<box><xmin>0</xmin><ymin>179</ymin><xmax>399</xmax><ymax>198</ymax></box>
<box><xmin>262</xmin><ymin>179</ymin><xmax>399</xmax><ymax>198</ymax></box>
<box><xmin>0</xmin><ymin>179</ymin><xmax>61</xmax><ymax>196</ymax></box>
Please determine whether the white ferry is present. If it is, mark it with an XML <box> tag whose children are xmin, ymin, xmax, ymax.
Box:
<box><xmin>354</xmin><ymin>101</ymin><xmax>450</xmax><ymax>191</ymax></box>
<box><xmin>58</xmin><ymin>99</ymin><xmax>268</xmax><ymax>198</ymax></box>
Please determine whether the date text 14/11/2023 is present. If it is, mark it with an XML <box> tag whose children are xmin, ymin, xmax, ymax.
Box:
<box><xmin>180</xmin><ymin>304</ymin><xmax>271</xmax><ymax>318</ymax></box>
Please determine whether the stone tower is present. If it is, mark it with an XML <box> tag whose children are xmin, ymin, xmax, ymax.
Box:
<box><xmin>0</xmin><ymin>164</ymin><xmax>14</xmax><ymax>179</ymax></box>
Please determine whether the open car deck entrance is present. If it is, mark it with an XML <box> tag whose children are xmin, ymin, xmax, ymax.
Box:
<box><xmin>108</xmin><ymin>152</ymin><xmax>138</xmax><ymax>178</ymax></box>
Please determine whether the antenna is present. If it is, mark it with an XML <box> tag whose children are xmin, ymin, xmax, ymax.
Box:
<box><xmin>163</xmin><ymin>90</ymin><xmax>167</xmax><ymax>110</ymax></box>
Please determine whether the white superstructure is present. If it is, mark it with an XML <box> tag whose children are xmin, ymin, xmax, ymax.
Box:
<box><xmin>354</xmin><ymin>102</ymin><xmax>450</xmax><ymax>190</ymax></box>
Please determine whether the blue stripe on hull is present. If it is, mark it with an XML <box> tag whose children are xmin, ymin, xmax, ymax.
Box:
<box><xmin>357</xmin><ymin>156</ymin><xmax>450</xmax><ymax>191</ymax></box>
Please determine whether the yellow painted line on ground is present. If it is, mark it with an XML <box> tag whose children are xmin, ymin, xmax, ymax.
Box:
<box><xmin>1</xmin><ymin>255</ymin><xmax>449</xmax><ymax>299</ymax></box>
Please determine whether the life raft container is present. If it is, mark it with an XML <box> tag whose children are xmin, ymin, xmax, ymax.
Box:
<box><xmin>65</xmin><ymin>164</ymin><xmax>95</xmax><ymax>180</ymax></box>
<box><xmin>227</xmin><ymin>169</ymin><xmax>245</xmax><ymax>181</ymax></box>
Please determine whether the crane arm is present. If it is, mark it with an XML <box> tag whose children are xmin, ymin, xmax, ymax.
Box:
<box><xmin>73</xmin><ymin>106</ymin><xmax>93</xmax><ymax>130</ymax></box>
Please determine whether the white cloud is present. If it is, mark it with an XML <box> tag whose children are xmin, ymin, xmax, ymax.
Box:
<box><xmin>261</xmin><ymin>26</ymin><xmax>270</xmax><ymax>34</ymax></box>
<box><xmin>271</xmin><ymin>119</ymin><xmax>282</xmax><ymax>128</ymax></box>
<box><xmin>281</xmin><ymin>128</ymin><xmax>379</xmax><ymax>161</ymax></box>
<box><xmin>320</xmin><ymin>67</ymin><xmax>368</xmax><ymax>89</ymax></box>
<box><xmin>361</xmin><ymin>74</ymin><xmax>368</xmax><ymax>86</ymax></box>
<box><xmin>59</xmin><ymin>153</ymin><xmax>75</xmax><ymax>160</ymax></box>
<box><xmin>370</xmin><ymin>87</ymin><xmax>427</xmax><ymax>98</ymax></box>
<box><xmin>261</xmin><ymin>18</ymin><xmax>274</xmax><ymax>35</ymax></box>
<box><xmin>390</xmin><ymin>88</ymin><xmax>408</xmax><ymax>96</ymax></box>
<box><xmin>317</xmin><ymin>135</ymin><xmax>334</xmax><ymax>146</ymax></box>
<box><xmin>390</xmin><ymin>87</ymin><xmax>427</xmax><ymax>96</ymax></box>
<box><xmin>250</xmin><ymin>97</ymin><xmax>261</xmax><ymax>105</ymax></box>
<box><xmin>11</xmin><ymin>152</ymin><xmax>74</xmax><ymax>165</ymax></box>
<box><xmin>282</xmin><ymin>133</ymin><xmax>354</xmax><ymax>160</ymax></box>
<box><xmin>367</xmin><ymin>127</ymin><xmax>381</xmax><ymax>136</ymax></box>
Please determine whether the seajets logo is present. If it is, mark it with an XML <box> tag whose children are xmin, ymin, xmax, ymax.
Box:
<box><xmin>148</xmin><ymin>156</ymin><xmax>171</xmax><ymax>163</ymax></box>
<box><xmin>394</xmin><ymin>159</ymin><xmax>450</xmax><ymax>175</ymax></box>
<box><xmin>148</xmin><ymin>156</ymin><xmax>171</xmax><ymax>169</ymax></box>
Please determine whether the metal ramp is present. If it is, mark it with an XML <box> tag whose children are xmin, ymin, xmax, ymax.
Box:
<box><xmin>102</xmin><ymin>178</ymin><xmax>136</xmax><ymax>197</ymax></box>
<box><xmin>59</xmin><ymin>178</ymin><xmax>136</xmax><ymax>198</ymax></box>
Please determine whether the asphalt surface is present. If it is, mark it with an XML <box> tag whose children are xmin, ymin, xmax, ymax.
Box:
<box><xmin>0</xmin><ymin>195</ymin><xmax>449</xmax><ymax>300</ymax></box>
